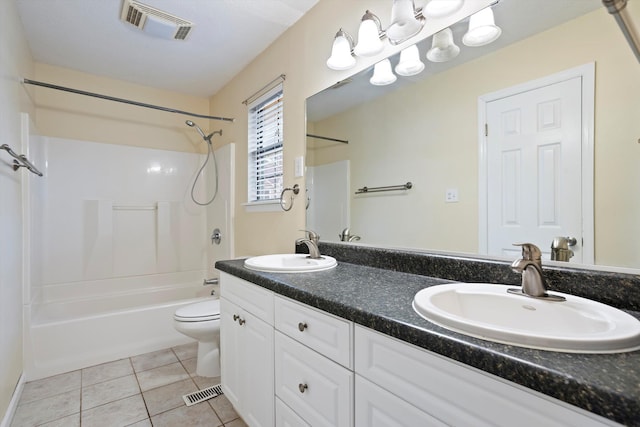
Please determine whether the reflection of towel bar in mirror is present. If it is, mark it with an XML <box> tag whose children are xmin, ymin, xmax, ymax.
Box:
<box><xmin>356</xmin><ymin>182</ymin><xmax>412</xmax><ymax>195</ymax></box>
<box><xmin>306</xmin><ymin>133</ymin><xmax>349</xmax><ymax>144</ymax></box>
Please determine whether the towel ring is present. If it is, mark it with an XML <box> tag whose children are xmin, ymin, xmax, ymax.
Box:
<box><xmin>280</xmin><ymin>184</ymin><xmax>300</xmax><ymax>211</ymax></box>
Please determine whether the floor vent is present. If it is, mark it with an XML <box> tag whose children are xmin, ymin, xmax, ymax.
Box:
<box><xmin>182</xmin><ymin>384</ymin><xmax>224</xmax><ymax>407</ymax></box>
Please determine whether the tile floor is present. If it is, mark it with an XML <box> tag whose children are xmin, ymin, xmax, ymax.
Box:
<box><xmin>11</xmin><ymin>342</ymin><xmax>247</xmax><ymax>427</ymax></box>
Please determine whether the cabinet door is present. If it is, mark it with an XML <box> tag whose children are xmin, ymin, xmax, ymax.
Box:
<box><xmin>242</xmin><ymin>308</ymin><xmax>275</xmax><ymax>427</ymax></box>
<box><xmin>221</xmin><ymin>297</ymin><xmax>275</xmax><ymax>427</ymax></box>
<box><xmin>220</xmin><ymin>297</ymin><xmax>242</xmax><ymax>410</ymax></box>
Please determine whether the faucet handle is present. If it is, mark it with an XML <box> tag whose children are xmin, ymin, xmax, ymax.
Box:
<box><xmin>300</xmin><ymin>229</ymin><xmax>320</xmax><ymax>243</ymax></box>
<box><xmin>512</xmin><ymin>243</ymin><xmax>542</xmax><ymax>262</ymax></box>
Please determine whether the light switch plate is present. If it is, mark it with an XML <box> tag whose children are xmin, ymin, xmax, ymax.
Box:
<box><xmin>445</xmin><ymin>188</ymin><xmax>459</xmax><ymax>203</ymax></box>
<box><xmin>295</xmin><ymin>156</ymin><xmax>304</xmax><ymax>177</ymax></box>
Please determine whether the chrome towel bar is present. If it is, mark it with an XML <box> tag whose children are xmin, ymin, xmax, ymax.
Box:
<box><xmin>355</xmin><ymin>182</ymin><xmax>412</xmax><ymax>194</ymax></box>
<box><xmin>0</xmin><ymin>144</ymin><xmax>43</xmax><ymax>176</ymax></box>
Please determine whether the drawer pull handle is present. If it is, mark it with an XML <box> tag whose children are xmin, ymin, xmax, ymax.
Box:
<box><xmin>298</xmin><ymin>383</ymin><xmax>308</xmax><ymax>393</ymax></box>
<box><xmin>298</xmin><ymin>322</ymin><xmax>308</xmax><ymax>332</ymax></box>
<box><xmin>238</xmin><ymin>318</ymin><xmax>246</xmax><ymax>325</ymax></box>
<box><xmin>233</xmin><ymin>314</ymin><xmax>240</xmax><ymax>322</ymax></box>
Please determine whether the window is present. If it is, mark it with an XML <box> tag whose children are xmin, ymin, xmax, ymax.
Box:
<box><xmin>247</xmin><ymin>84</ymin><xmax>284</xmax><ymax>203</ymax></box>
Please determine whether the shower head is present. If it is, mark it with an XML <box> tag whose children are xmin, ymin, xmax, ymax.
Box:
<box><xmin>185</xmin><ymin>120</ymin><xmax>222</xmax><ymax>144</ymax></box>
<box><xmin>186</xmin><ymin>120</ymin><xmax>207</xmax><ymax>140</ymax></box>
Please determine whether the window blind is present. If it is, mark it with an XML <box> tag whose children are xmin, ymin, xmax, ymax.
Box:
<box><xmin>247</xmin><ymin>84</ymin><xmax>284</xmax><ymax>202</ymax></box>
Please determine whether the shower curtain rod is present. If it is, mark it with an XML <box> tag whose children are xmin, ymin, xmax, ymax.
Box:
<box><xmin>242</xmin><ymin>74</ymin><xmax>286</xmax><ymax>105</ymax></box>
<box><xmin>22</xmin><ymin>79</ymin><xmax>235</xmax><ymax>123</ymax></box>
<box><xmin>306</xmin><ymin>133</ymin><xmax>349</xmax><ymax>144</ymax></box>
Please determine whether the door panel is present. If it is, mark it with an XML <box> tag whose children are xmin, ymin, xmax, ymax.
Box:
<box><xmin>486</xmin><ymin>77</ymin><xmax>583</xmax><ymax>262</ymax></box>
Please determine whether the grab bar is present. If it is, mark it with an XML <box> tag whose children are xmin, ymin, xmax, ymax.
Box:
<box><xmin>355</xmin><ymin>182</ymin><xmax>412</xmax><ymax>194</ymax></box>
<box><xmin>0</xmin><ymin>144</ymin><xmax>43</xmax><ymax>176</ymax></box>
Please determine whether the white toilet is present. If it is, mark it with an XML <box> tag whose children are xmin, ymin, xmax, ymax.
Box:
<box><xmin>173</xmin><ymin>298</ymin><xmax>221</xmax><ymax>378</ymax></box>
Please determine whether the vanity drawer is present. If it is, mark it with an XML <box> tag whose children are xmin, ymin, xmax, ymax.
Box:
<box><xmin>275</xmin><ymin>295</ymin><xmax>352</xmax><ymax>368</ymax></box>
<box><xmin>354</xmin><ymin>325</ymin><xmax>615</xmax><ymax>427</ymax></box>
<box><xmin>220</xmin><ymin>272</ymin><xmax>274</xmax><ymax>324</ymax></box>
<box><xmin>355</xmin><ymin>375</ymin><xmax>446</xmax><ymax>427</ymax></box>
<box><xmin>275</xmin><ymin>331</ymin><xmax>353</xmax><ymax>427</ymax></box>
<box><xmin>276</xmin><ymin>398</ymin><xmax>310</xmax><ymax>427</ymax></box>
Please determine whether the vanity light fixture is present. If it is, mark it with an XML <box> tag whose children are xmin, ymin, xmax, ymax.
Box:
<box><xmin>422</xmin><ymin>0</ymin><xmax>464</xmax><ymax>18</ymax></box>
<box><xmin>353</xmin><ymin>10</ymin><xmax>385</xmax><ymax>57</ymax></box>
<box><xmin>462</xmin><ymin>6</ymin><xmax>502</xmax><ymax>47</ymax></box>
<box><xmin>370</xmin><ymin>59</ymin><xmax>397</xmax><ymax>86</ymax></box>
<box><xmin>395</xmin><ymin>44</ymin><xmax>425</xmax><ymax>76</ymax></box>
<box><xmin>386</xmin><ymin>0</ymin><xmax>425</xmax><ymax>44</ymax></box>
<box><xmin>426</xmin><ymin>28</ymin><xmax>460</xmax><ymax>62</ymax></box>
<box><xmin>326</xmin><ymin>29</ymin><xmax>356</xmax><ymax>70</ymax></box>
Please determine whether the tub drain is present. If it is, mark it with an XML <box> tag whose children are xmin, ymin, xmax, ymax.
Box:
<box><xmin>182</xmin><ymin>384</ymin><xmax>223</xmax><ymax>406</ymax></box>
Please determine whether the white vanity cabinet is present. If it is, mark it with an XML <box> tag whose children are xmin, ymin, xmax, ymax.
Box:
<box><xmin>219</xmin><ymin>272</ymin><xmax>619</xmax><ymax>427</ymax></box>
<box><xmin>220</xmin><ymin>273</ymin><xmax>274</xmax><ymax>427</ymax></box>
<box><xmin>354</xmin><ymin>325</ymin><xmax>619</xmax><ymax>427</ymax></box>
<box><xmin>274</xmin><ymin>296</ymin><xmax>354</xmax><ymax>427</ymax></box>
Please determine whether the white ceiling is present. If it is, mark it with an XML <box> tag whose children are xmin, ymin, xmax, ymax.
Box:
<box><xmin>16</xmin><ymin>0</ymin><xmax>319</xmax><ymax>97</ymax></box>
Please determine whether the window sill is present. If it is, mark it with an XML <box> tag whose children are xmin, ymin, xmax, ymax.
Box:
<box><xmin>242</xmin><ymin>200</ymin><xmax>282</xmax><ymax>213</ymax></box>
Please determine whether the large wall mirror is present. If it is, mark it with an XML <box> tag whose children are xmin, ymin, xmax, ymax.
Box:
<box><xmin>306</xmin><ymin>0</ymin><xmax>640</xmax><ymax>270</ymax></box>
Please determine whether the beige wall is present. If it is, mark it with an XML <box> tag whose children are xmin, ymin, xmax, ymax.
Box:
<box><xmin>0</xmin><ymin>0</ymin><xmax>34</xmax><ymax>419</ymax></box>
<box><xmin>33</xmin><ymin>63</ymin><xmax>211</xmax><ymax>153</ymax></box>
<box><xmin>307</xmin><ymin>8</ymin><xmax>640</xmax><ymax>268</ymax></box>
<box><xmin>209</xmin><ymin>0</ymin><xmax>493</xmax><ymax>257</ymax></box>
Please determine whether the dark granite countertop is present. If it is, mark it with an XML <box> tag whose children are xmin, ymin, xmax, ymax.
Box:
<box><xmin>215</xmin><ymin>256</ymin><xmax>640</xmax><ymax>426</ymax></box>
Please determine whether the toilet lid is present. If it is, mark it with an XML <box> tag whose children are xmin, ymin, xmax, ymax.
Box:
<box><xmin>174</xmin><ymin>299</ymin><xmax>221</xmax><ymax>322</ymax></box>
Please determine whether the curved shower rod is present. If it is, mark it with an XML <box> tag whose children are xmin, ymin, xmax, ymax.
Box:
<box><xmin>22</xmin><ymin>79</ymin><xmax>235</xmax><ymax>123</ymax></box>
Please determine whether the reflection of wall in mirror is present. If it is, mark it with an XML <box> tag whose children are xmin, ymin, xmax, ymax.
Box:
<box><xmin>307</xmin><ymin>8</ymin><xmax>640</xmax><ymax>268</ymax></box>
<box><xmin>306</xmin><ymin>160</ymin><xmax>350</xmax><ymax>243</ymax></box>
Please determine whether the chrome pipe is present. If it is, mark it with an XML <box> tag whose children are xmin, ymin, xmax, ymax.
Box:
<box><xmin>603</xmin><ymin>0</ymin><xmax>640</xmax><ymax>62</ymax></box>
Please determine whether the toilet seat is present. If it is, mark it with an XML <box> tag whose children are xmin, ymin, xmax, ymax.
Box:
<box><xmin>174</xmin><ymin>299</ymin><xmax>221</xmax><ymax>322</ymax></box>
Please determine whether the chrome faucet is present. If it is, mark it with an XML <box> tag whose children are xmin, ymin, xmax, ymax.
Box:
<box><xmin>338</xmin><ymin>227</ymin><xmax>361</xmax><ymax>242</ymax></box>
<box><xmin>550</xmin><ymin>236</ymin><xmax>576</xmax><ymax>262</ymax></box>
<box><xmin>296</xmin><ymin>230</ymin><xmax>322</xmax><ymax>259</ymax></box>
<box><xmin>508</xmin><ymin>243</ymin><xmax>565</xmax><ymax>302</ymax></box>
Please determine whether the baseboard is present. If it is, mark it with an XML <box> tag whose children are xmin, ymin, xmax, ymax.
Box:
<box><xmin>1</xmin><ymin>372</ymin><xmax>25</xmax><ymax>427</ymax></box>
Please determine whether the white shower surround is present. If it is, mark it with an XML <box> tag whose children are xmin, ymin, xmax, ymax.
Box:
<box><xmin>23</xmin><ymin>134</ymin><xmax>231</xmax><ymax>380</ymax></box>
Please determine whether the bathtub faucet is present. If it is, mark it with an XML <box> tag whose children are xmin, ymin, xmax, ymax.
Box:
<box><xmin>203</xmin><ymin>278</ymin><xmax>218</xmax><ymax>295</ymax></box>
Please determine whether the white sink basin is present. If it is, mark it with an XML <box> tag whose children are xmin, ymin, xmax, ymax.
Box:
<box><xmin>244</xmin><ymin>254</ymin><xmax>337</xmax><ymax>273</ymax></box>
<box><xmin>413</xmin><ymin>283</ymin><xmax>640</xmax><ymax>353</ymax></box>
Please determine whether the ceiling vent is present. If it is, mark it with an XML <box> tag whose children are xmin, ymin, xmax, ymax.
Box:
<box><xmin>120</xmin><ymin>0</ymin><xmax>194</xmax><ymax>41</ymax></box>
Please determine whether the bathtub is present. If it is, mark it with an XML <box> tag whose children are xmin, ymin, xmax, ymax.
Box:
<box><xmin>24</xmin><ymin>271</ymin><xmax>216</xmax><ymax>381</ymax></box>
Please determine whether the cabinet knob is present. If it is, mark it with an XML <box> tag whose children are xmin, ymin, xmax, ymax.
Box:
<box><xmin>233</xmin><ymin>314</ymin><xmax>245</xmax><ymax>325</ymax></box>
<box><xmin>298</xmin><ymin>383</ymin><xmax>308</xmax><ymax>393</ymax></box>
<box><xmin>298</xmin><ymin>322</ymin><xmax>308</xmax><ymax>332</ymax></box>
